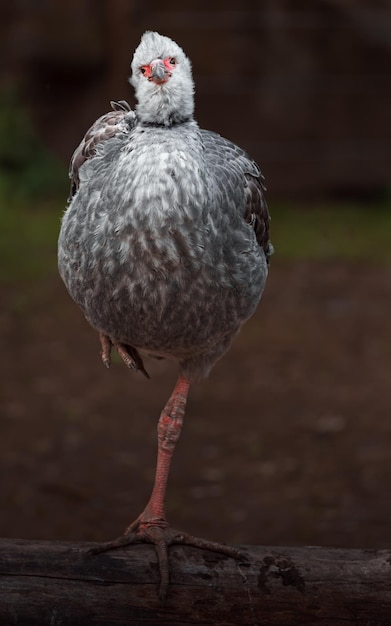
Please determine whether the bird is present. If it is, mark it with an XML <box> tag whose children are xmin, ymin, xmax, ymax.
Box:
<box><xmin>58</xmin><ymin>31</ymin><xmax>272</xmax><ymax>600</ymax></box>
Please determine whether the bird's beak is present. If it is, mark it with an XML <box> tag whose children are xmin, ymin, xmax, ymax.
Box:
<box><xmin>149</xmin><ymin>59</ymin><xmax>170</xmax><ymax>85</ymax></box>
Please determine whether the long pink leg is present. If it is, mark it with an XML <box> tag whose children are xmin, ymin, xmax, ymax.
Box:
<box><xmin>90</xmin><ymin>375</ymin><xmax>244</xmax><ymax>601</ymax></box>
<box><xmin>131</xmin><ymin>375</ymin><xmax>190</xmax><ymax>529</ymax></box>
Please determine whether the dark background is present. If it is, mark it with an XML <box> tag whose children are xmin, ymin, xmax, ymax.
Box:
<box><xmin>3</xmin><ymin>0</ymin><xmax>391</xmax><ymax>199</ymax></box>
<box><xmin>1</xmin><ymin>1</ymin><xmax>391</xmax><ymax>553</ymax></box>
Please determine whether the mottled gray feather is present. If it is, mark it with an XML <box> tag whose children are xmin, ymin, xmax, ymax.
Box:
<box><xmin>58</xmin><ymin>32</ymin><xmax>271</xmax><ymax>382</ymax></box>
<box><xmin>200</xmin><ymin>129</ymin><xmax>271</xmax><ymax>261</ymax></box>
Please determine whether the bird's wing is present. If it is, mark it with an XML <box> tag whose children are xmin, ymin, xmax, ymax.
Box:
<box><xmin>200</xmin><ymin>129</ymin><xmax>272</xmax><ymax>262</ymax></box>
<box><xmin>68</xmin><ymin>100</ymin><xmax>135</xmax><ymax>200</ymax></box>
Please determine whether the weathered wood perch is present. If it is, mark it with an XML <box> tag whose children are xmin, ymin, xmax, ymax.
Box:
<box><xmin>0</xmin><ymin>538</ymin><xmax>390</xmax><ymax>625</ymax></box>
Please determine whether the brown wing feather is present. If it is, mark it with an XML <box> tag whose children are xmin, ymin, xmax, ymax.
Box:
<box><xmin>68</xmin><ymin>100</ymin><xmax>135</xmax><ymax>200</ymax></box>
<box><xmin>244</xmin><ymin>172</ymin><xmax>272</xmax><ymax>263</ymax></box>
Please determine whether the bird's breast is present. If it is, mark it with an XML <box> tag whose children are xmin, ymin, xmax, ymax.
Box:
<box><xmin>59</xmin><ymin>124</ymin><xmax>266</xmax><ymax>359</ymax></box>
<box><xmin>101</xmin><ymin>129</ymin><xmax>209</xmax><ymax>269</ymax></box>
<box><xmin>117</xmin><ymin>129</ymin><xmax>206</xmax><ymax>216</ymax></box>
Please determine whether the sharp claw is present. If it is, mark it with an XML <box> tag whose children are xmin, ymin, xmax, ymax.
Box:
<box><xmin>238</xmin><ymin>549</ymin><xmax>251</xmax><ymax>564</ymax></box>
<box><xmin>116</xmin><ymin>343</ymin><xmax>150</xmax><ymax>378</ymax></box>
<box><xmin>97</xmin><ymin>334</ymin><xmax>150</xmax><ymax>377</ymax></box>
<box><xmin>139</xmin><ymin>365</ymin><xmax>151</xmax><ymax>380</ymax></box>
<box><xmin>154</xmin><ymin>536</ymin><xmax>170</xmax><ymax>603</ymax></box>
<box><xmin>159</xmin><ymin>580</ymin><xmax>169</xmax><ymax>605</ymax></box>
<box><xmin>116</xmin><ymin>345</ymin><xmax>138</xmax><ymax>371</ymax></box>
<box><xmin>88</xmin><ymin>524</ymin><xmax>241</xmax><ymax>602</ymax></box>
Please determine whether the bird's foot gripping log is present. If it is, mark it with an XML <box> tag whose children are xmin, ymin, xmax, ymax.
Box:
<box><xmin>89</xmin><ymin>520</ymin><xmax>244</xmax><ymax>603</ymax></box>
<box><xmin>89</xmin><ymin>375</ymin><xmax>245</xmax><ymax>601</ymax></box>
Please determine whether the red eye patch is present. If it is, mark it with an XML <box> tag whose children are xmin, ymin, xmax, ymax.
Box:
<box><xmin>140</xmin><ymin>57</ymin><xmax>177</xmax><ymax>78</ymax></box>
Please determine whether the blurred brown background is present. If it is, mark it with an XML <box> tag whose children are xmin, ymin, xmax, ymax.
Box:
<box><xmin>1</xmin><ymin>1</ymin><xmax>391</xmax><ymax>554</ymax></box>
<box><xmin>2</xmin><ymin>0</ymin><xmax>391</xmax><ymax>198</ymax></box>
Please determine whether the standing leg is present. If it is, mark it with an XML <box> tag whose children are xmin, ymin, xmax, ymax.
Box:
<box><xmin>90</xmin><ymin>375</ymin><xmax>244</xmax><ymax>601</ymax></box>
<box><xmin>130</xmin><ymin>375</ymin><xmax>190</xmax><ymax>529</ymax></box>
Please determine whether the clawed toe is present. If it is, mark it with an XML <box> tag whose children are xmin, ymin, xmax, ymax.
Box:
<box><xmin>98</xmin><ymin>333</ymin><xmax>150</xmax><ymax>378</ymax></box>
<box><xmin>87</xmin><ymin>525</ymin><xmax>171</xmax><ymax>601</ymax></box>
<box><xmin>99</xmin><ymin>332</ymin><xmax>112</xmax><ymax>368</ymax></box>
<box><xmin>116</xmin><ymin>343</ymin><xmax>150</xmax><ymax>378</ymax></box>
<box><xmin>179</xmin><ymin>533</ymin><xmax>246</xmax><ymax>561</ymax></box>
<box><xmin>88</xmin><ymin>533</ymin><xmax>139</xmax><ymax>555</ymax></box>
<box><xmin>88</xmin><ymin>523</ymin><xmax>244</xmax><ymax>601</ymax></box>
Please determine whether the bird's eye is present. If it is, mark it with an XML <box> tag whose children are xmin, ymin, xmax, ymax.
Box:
<box><xmin>169</xmin><ymin>57</ymin><xmax>177</xmax><ymax>66</ymax></box>
<box><xmin>140</xmin><ymin>67</ymin><xmax>146</xmax><ymax>74</ymax></box>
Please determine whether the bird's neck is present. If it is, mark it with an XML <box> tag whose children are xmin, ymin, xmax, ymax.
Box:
<box><xmin>137</xmin><ymin>113</ymin><xmax>193</xmax><ymax>129</ymax></box>
<box><xmin>135</xmin><ymin>101</ymin><xmax>194</xmax><ymax>127</ymax></box>
<box><xmin>134</xmin><ymin>77</ymin><xmax>195</xmax><ymax>127</ymax></box>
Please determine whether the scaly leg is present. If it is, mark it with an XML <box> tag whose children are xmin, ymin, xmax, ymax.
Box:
<box><xmin>90</xmin><ymin>375</ymin><xmax>243</xmax><ymax>601</ymax></box>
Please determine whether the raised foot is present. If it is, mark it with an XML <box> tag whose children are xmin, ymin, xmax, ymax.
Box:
<box><xmin>89</xmin><ymin>523</ymin><xmax>246</xmax><ymax>602</ymax></box>
<box><xmin>98</xmin><ymin>332</ymin><xmax>150</xmax><ymax>378</ymax></box>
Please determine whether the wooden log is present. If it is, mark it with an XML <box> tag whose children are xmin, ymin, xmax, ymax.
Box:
<box><xmin>0</xmin><ymin>538</ymin><xmax>390</xmax><ymax>625</ymax></box>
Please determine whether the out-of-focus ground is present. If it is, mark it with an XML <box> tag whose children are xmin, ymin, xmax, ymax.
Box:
<box><xmin>1</xmin><ymin>251</ymin><xmax>391</xmax><ymax>549</ymax></box>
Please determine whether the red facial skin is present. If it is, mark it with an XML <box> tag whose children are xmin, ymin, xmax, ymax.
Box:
<box><xmin>140</xmin><ymin>57</ymin><xmax>177</xmax><ymax>85</ymax></box>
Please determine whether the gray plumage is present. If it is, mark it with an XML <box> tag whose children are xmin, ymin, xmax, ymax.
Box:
<box><xmin>58</xmin><ymin>31</ymin><xmax>271</xmax><ymax>382</ymax></box>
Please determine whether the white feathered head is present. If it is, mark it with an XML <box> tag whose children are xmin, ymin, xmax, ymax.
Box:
<box><xmin>130</xmin><ymin>31</ymin><xmax>195</xmax><ymax>126</ymax></box>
